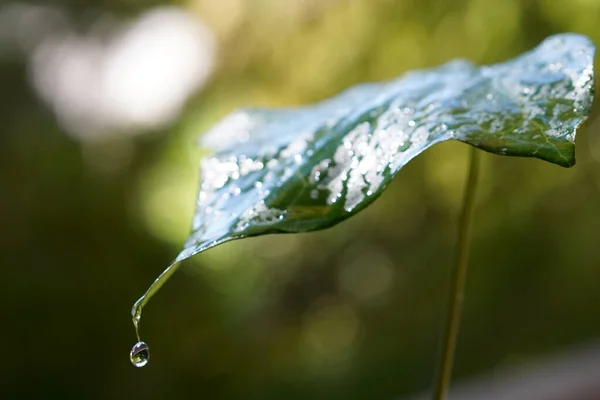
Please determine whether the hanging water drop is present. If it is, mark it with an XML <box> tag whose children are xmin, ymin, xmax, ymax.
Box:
<box><xmin>130</xmin><ymin>341</ymin><xmax>150</xmax><ymax>367</ymax></box>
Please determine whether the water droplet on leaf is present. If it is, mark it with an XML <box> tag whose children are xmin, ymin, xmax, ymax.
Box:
<box><xmin>130</xmin><ymin>341</ymin><xmax>150</xmax><ymax>368</ymax></box>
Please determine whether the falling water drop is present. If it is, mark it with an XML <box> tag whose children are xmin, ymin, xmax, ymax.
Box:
<box><xmin>130</xmin><ymin>341</ymin><xmax>150</xmax><ymax>367</ymax></box>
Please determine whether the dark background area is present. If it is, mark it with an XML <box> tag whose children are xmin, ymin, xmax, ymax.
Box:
<box><xmin>1</xmin><ymin>0</ymin><xmax>600</xmax><ymax>399</ymax></box>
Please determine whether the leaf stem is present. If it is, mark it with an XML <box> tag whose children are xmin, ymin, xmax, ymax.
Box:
<box><xmin>432</xmin><ymin>146</ymin><xmax>480</xmax><ymax>400</ymax></box>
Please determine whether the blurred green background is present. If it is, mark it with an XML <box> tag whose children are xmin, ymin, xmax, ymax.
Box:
<box><xmin>2</xmin><ymin>0</ymin><xmax>600</xmax><ymax>399</ymax></box>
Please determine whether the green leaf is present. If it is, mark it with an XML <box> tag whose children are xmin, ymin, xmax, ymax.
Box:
<box><xmin>132</xmin><ymin>33</ymin><xmax>595</xmax><ymax>324</ymax></box>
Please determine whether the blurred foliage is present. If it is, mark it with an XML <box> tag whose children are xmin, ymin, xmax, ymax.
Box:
<box><xmin>1</xmin><ymin>0</ymin><xmax>600</xmax><ymax>399</ymax></box>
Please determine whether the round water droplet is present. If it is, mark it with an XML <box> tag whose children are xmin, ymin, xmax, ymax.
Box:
<box><xmin>130</xmin><ymin>341</ymin><xmax>150</xmax><ymax>368</ymax></box>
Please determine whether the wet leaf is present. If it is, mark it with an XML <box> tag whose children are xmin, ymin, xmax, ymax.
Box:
<box><xmin>132</xmin><ymin>33</ymin><xmax>595</xmax><ymax>321</ymax></box>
